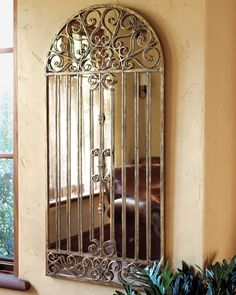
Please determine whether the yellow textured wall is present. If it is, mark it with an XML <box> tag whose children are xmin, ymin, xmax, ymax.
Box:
<box><xmin>0</xmin><ymin>0</ymin><xmax>205</xmax><ymax>294</ymax></box>
<box><xmin>204</xmin><ymin>0</ymin><xmax>236</xmax><ymax>262</ymax></box>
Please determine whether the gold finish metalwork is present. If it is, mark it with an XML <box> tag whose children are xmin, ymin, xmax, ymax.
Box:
<box><xmin>46</xmin><ymin>5</ymin><xmax>162</xmax><ymax>73</ymax></box>
<box><xmin>46</xmin><ymin>4</ymin><xmax>164</xmax><ymax>286</ymax></box>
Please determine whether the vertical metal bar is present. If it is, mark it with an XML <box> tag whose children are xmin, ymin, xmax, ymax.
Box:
<box><xmin>134</xmin><ymin>72</ymin><xmax>139</xmax><ymax>260</ymax></box>
<box><xmin>66</xmin><ymin>75</ymin><xmax>71</xmax><ymax>252</ymax></box>
<box><xmin>110</xmin><ymin>87</ymin><xmax>115</xmax><ymax>242</ymax></box>
<box><xmin>121</xmin><ymin>72</ymin><xmax>127</xmax><ymax>258</ymax></box>
<box><xmin>145</xmin><ymin>76</ymin><xmax>148</xmax><ymax>261</ymax></box>
<box><xmin>146</xmin><ymin>72</ymin><xmax>151</xmax><ymax>261</ymax></box>
<box><xmin>54</xmin><ymin>75</ymin><xmax>58</xmax><ymax>250</ymax></box>
<box><xmin>148</xmin><ymin>72</ymin><xmax>152</xmax><ymax>260</ymax></box>
<box><xmin>57</xmin><ymin>75</ymin><xmax>61</xmax><ymax>251</ymax></box>
<box><xmin>77</xmin><ymin>74</ymin><xmax>80</xmax><ymax>252</ymax></box>
<box><xmin>77</xmin><ymin>74</ymin><xmax>83</xmax><ymax>253</ymax></box>
<box><xmin>99</xmin><ymin>74</ymin><xmax>104</xmax><ymax>248</ymax></box>
<box><xmin>79</xmin><ymin>74</ymin><xmax>83</xmax><ymax>252</ymax></box>
<box><xmin>160</xmin><ymin>70</ymin><xmax>165</xmax><ymax>258</ymax></box>
<box><xmin>46</xmin><ymin>75</ymin><xmax>49</xmax><ymax>253</ymax></box>
<box><xmin>89</xmin><ymin>89</ymin><xmax>94</xmax><ymax>240</ymax></box>
<box><xmin>46</xmin><ymin>76</ymin><xmax>49</xmax><ymax>266</ymax></box>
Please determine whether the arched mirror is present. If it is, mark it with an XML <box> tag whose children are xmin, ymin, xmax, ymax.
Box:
<box><xmin>46</xmin><ymin>4</ymin><xmax>164</xmax><ymax>285</ymax></box>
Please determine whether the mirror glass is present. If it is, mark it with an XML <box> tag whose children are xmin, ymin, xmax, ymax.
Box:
<box><xmin>48</xmin><ymin>72</ymin><xmax>162</xmax><ymax>260</ymax></box>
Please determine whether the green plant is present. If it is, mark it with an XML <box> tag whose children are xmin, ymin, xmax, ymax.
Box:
<box><xmin>205</xmin><ymin>256</ymin><xmax>236</xmax><ymax>295</ymax></box>
<box><xmin>114</xmin><ymin>259</ymin><xmax>175</xmax><ymax>295</ymax></box>
<box><xmin>114</xmin><ymin>256</ymin><xmax>236</xmax><ymax>295</ymax></box>
<box><xmin>172</xmin><ymin>262</ymin><xmax>206</xmax><ymax>295</ymax></box>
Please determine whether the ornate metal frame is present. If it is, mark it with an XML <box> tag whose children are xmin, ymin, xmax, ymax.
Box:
<box><xmin>46</xmin><ymin>4</ymin><xmax>164</xmax><ymax>286</ymax></box>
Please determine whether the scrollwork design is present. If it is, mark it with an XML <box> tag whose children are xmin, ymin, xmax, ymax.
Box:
<box><xmin>118</xmin><ymin>262</ymin><xmax>139</xmax><ymax>284</ymax></box>
<box><xmin>88</xmin><ymin>239</ymin><xmax>100</xmax><ymax>256</ymax></box>
<box><xmin>102</xmin><ymin>239</ymin><xmax>116</xmax><ymax>257</ymax></box>
<box><xmin>46</xmin><ymin>5</ymin><xmax>163</xmax><ymax>73</ymax></box>
<box><xmin>91</xmin><ymin>148</ymin><xmax>100</xmax><ymax>157</ymax></box>
<box><xmin>102</xmin><ymin>148</ymin><xmax>111</xmax><ymax>157</ymax></box>
<box><xmin>92</xmin><ymin>172</ymin><xmax>110</xmax><ymax>183</ymax></box>
<box><xmin>102</xmin><ymin>173</ymin><xmax>110</xmax><ymax>183</ymax></box>
<box><xmin>47</xmin><ymin>251</ymin><xmax>145</xmax><ymax>285</ymax></box>
<box><xmin>87</xmin><ymin>73</ymin><xmax>117</xmax><ymax>90</ymax></box>
<box><xmin>92</xmin><ymin>174</ymin><xmax>100</xmax><ymax>182</ymax></box>
<box><xmin>101</xmin><ymin>73</ymin><xmax>117</xmax><ymax>89</ymax></box>
<box><xmin>88</xmin><ymin>239</ymin><xmax>116</xmax><ymax>257</ymax></box>
<box><xmin>88</xmin><ymin>73</ymin><xmax>100</xmax><ymax>90</ymax></box>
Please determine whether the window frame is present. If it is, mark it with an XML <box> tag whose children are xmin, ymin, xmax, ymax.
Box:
<box><xmin>0</xmin><ymin>0</ymin><xmax>16</xmax><ymax>274</ymax></box>
<box><xmin>0</xmin><ymin>0</ymin><xmax>30</xmax><ymax>290</ymax></box>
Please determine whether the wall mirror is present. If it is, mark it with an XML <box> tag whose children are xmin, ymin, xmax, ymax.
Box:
<box><xmin>46</xmin><ymin>4</ymin><xmax>164</xmax><ymax>286</ymax></box>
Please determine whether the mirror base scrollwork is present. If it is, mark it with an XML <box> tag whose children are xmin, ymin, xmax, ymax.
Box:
<box><xmin>47</xmin><ymin>251</ymin><xmax>144</xmax><ymax>286</ymax></box>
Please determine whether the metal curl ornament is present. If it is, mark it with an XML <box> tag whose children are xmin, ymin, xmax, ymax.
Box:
<box><xmin>46</xmin><ymin>5</ymin><xmax>163</xmax><ymax>73</ymax></box>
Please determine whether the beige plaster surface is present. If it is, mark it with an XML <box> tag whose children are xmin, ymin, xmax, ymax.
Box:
<box><xmin>204</xmin><ymin>0</ymin><xmax>236</xmax><ymax>263</ymax></box>
<box><xmin>1</xmin><ymin>0</ymin><xmax>206</xmax><ymax>294</ymax></box>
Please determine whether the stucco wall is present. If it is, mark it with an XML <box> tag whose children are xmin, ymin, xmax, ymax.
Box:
<box><xmin>204</xmin><ymin>0</ymin><xmax>236</xmax><ymax>262</ymax></box>
<box><xmin>1</xmin><ymin>0</ymin><xmax>206</xmax><ymax>294</ymax></box>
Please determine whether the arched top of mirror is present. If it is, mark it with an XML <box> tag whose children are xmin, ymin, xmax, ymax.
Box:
<box><xmin>46</xmin><ymin>4</ymin><xmax>164</xmax><ymax>73</ymax></box>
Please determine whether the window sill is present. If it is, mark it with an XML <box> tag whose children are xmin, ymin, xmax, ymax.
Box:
<box><xmin>49</xmin><ymin>191</ymin><xmax>100</xmax><ymax>208</ymax></box>
<box><xmin>0</xmin><ymin>273</ymin><xmax>30</xmax><ymax>291</ymax></box>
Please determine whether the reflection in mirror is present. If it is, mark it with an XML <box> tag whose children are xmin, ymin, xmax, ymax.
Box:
<box><xmin>46</xmin><ymin>4</ymin><xmax>164</xmax><ymax>286</ymax></box>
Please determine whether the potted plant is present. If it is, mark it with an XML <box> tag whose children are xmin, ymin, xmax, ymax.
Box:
<box><xmin>114</xmin><ymin>256</ymin><xmax>236</xmax><ymax>295</ymax></box>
